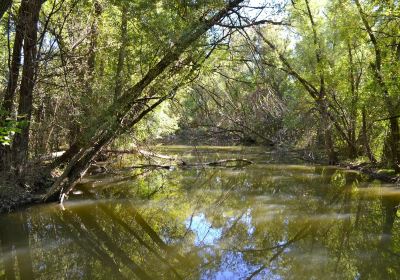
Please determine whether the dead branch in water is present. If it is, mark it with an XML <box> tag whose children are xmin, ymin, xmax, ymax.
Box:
<box><xmin>128</xmin><ymin>158</ymin><xmax>253</xmax><ymax>170</ymax></box>
<box><xmin>104</xmin><ymin>149</ymin><xmax>182</xmax><ymax>162</ymax></box>
<box><xmin>201</xmin><ymin>158</ymin><xmax>253</xmax><ymax>166</ymax></box>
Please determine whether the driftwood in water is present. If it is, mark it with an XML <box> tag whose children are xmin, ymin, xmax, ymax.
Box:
<box><xmin>341</xmin><ymin>163</ymin><xmax>399</xmax><ymax>183</ymax></box>
<box><xmin>128</xmin><ymin>158</ymin><xmax>253</xmax><ymax>170</ymax></box>
<box><xmin>199</xmin><ymin>158</ymin><xmax>253</xmax><ymax>167</ymax></box>
<box><xmin>129</xmin><ymin>164</ymin><xmax>174</xmax><ymax>170</ymax></box>
<box><xmin>105</xmin><ymin>149</ymin><xmax>183</xmax><ymax>162</ymax></box>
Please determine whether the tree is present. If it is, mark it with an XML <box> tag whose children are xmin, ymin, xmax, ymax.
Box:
<box><xmin>10</xmin><ymin>0</ymin><xmax>43</xmax><ymax>170</ymax></box>
<box><xmin>354</xmin><ymin>0</ymin><xmax>400</xmax><ymax>171</ymax></box>
<box><xmin>43</xmin><ymin>0</ymin><xmax>246</xmax><ymax>200</ymax></box>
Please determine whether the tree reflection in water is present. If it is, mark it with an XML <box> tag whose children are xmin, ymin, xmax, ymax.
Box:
<box><xmin>0</xmin><ymin>147</ymin><xmax>399</xmax><ymax>279</ymax></box>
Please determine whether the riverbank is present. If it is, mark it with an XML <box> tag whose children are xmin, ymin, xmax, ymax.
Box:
<box><xmin>1</xmin><ymin>148</ymin><xmax>399</xmax><ymax>214</ymax></box>
<box><xmin>0</xmin><ymin>166</ymin><xmax>55</xmax><ymax>214</ymax></box>
<box><xmin>340</xmin><ymin>162</ymin><xmax>400</xmax><ymax>183</ymax></box>
<box><xmin>0</xmin><ymin>181</ymin><xmax>35</xmax><ymax>213</ymax></box>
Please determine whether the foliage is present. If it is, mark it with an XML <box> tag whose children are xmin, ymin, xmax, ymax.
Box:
<box><xmin>0</xmin><ymin>0</ymin><xmax>399</xmax><ymax>172</ymax></box>
<box><xmin>170</xmin><ymin>0</ymin><xmax>400</xmax><ymax>166</ymax></box>
<box><xmin>0</xmin><ymin>109</ymin><xmax>26</xmax><ymax>146</ymax></box>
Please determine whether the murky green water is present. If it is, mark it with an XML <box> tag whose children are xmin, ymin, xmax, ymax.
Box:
<box><xmin>1</xmin><ymin>146</ymin><xmax>400</xmax><ymax>279</ymax></box>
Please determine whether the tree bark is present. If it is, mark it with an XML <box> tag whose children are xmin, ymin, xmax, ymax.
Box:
<box><xmin>320</xmin><ymin>104</ymin><xmax>337</xmax><ymax>164</ymax></box>
<box><xmin>114</xmin><ymin>3</ymin><xmax>128</xmax><ymax>101</ymax></box>
<box><xmin>347</xmin><ymin>42</ymin><xmax>359</xmax><ymax>159</ymax></box>
<box><xmin>361</xmin><ymin>107</ymin><xmax>376</xmax><ymax>163</ymax></box>
<box><xmin>86</xmin><ymin>0</ymin><xmax>102</xmax><ymax>85</ymax></box>
<box><xmin>0</xmin><ymin>1</ymin><xmax>26</xmax><ymax>171</ymax></box>
<box><xmin>1</xmin><ymin>0</ymin><xmax>26</xmax><ymax>117</ymax></box>
<box><xmin>11</xmin><ymin>0</ymin><xmax>42</xmax><ymax>171</ymax></box>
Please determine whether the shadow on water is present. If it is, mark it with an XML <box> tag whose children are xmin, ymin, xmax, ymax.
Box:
<box><xmin>0</xmin><ymin>146</ymin><xmax>400</xmax><ymax>279</ymax></box>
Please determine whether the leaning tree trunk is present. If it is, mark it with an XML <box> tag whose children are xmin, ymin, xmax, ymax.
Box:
<box><xmin>43</xmin><ymin>0</ymin><xmax>245</xmax><ymax>200</ymax></box>
<box><xmin>11</xmin><ymin>0</ymin><xmax>42</xmax><ymax>172</ymax></box>
<box><xmin>44</xmin><ymin>96</ymin><xmax>170</xmax><ymax>201</ymax></box>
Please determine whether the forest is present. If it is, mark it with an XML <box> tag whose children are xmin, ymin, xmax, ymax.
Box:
<box><xmin>0</xmin><ymin>0</ymin><xmax>399</xmax><ymax>206</ymax></box>
<box><xmin>0</xmin><ymin>0</ymin><xmax>399</xmax><ymax>278</ymax></box>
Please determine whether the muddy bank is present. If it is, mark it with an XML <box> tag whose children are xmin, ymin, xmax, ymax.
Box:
<box><xmin>0</xmin><ymin>182</ymin><xmax>36</xmax><ymax>213</ymax></box>
<box><xmin>0</xmin><ymin>166</ymin><xmax>56</xmax><ymax>213</ymax></box>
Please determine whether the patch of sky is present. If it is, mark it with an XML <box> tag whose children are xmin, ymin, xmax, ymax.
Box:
<box><xmin>185</xmin><ymin>213</ymin><xmax>222</xmax><ymax>246</ymax></box>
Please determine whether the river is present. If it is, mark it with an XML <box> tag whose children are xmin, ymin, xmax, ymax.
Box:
<box><xmin>0</xmin><ymin>146</ymin><xmax>399</xmax><ymax>279</ymax></box>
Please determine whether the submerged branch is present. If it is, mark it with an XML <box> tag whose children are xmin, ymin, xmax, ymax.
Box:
<box><xmin>128</xmin><ymin>158</ymin><xmax>254</xmax><ymax>170</ymax></box>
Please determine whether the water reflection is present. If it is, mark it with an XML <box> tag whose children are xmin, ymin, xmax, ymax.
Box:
<box><xmin>0</xmin><ymin>146</ymin><xmax>399</xmax><ymax>279</ymax></box>
<box><xmin>0</xmin><ymin>213</ymin><xmax>33</xmax><ymax>279</ymax></box>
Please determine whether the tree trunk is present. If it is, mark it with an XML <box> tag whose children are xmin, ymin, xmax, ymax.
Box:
<box><xmin>1</xmin><ymin>0</ymin><xmax>25</xmax><ymax>116</ymax></box>
<box><xmin>347</xmin><ymin>42</ymin><xmax>358</xmax><ymax>159</ymax></box>
<box><xmin>114</xmin><ymin>4</ymin><xmax>128</xmax><ymax>101</ymax></box>
<box><xmin>305</xmin><ymin>0</ymin><xmax>337</xmax><ymax>165</ymax></box>
<box><xmin>388</xmin><ymin>118</ymin><xmax>400</xmax><ymax>170</ymax></box>
<box><xmin>0</xmin><ymin>1</ymin><xmax>27</xmax><ymax>172</ymax></box>
<box><xmin>86</xmin><ymin>0</ymin><xmax>102</xmax><ymax>86</ymax></box>
<box><xmin>11</xmin><ymin>0</ymin><xmax>42</xmax><ymax>171</ymax></box>
<box><xmin>361</xmin><ymin>107</ymin><xmax>376</xmax><ymax>163</ymax></box>
<box><xmin>69</xmin><ymin>0</ymin><xmax>102</xmax><ymax>146</ymax></box>
<box><xmin>322</xmin><ymin>111</ymin><xmax>338</xmax><ymax>165</ymax></box>
<box><xmin>355</xmin><ymin>0</ymin><xmax>400</xmax><ymax>171</ymax></box>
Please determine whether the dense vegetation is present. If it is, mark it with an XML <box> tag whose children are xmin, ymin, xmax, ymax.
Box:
<box><xmin>179</xmin><ymin>0</ymin><xmax>400</xmax><ymax>168</ymax></box>
<box><xmin>0</xmin><ymin>0</ymin><xmax>399</xmax><ymax>204</ymax></box>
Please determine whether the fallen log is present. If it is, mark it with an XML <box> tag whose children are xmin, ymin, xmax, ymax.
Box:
<box><xmin>201</xmin><ymin>158</ymin><xmax>253</xmax><ymax>167</ymax></box>
<box><xmin>129</xmin><ymin>164</ymin><xmax>173</xmax><ymax>170</ymax></box>
<box><xmin>339</xmin><ymin>163</ymin><xmax>399</xmax><ymax>183</ymax></box>
<box><xmin>128</xmin><ymin>158</ymin><xmax>253</xmax><ymax>170</ymax></box>
<box><xmin>104</xmin><ymin>149</ymin><xmax>182</xmax><ymax>162</ymax></box>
